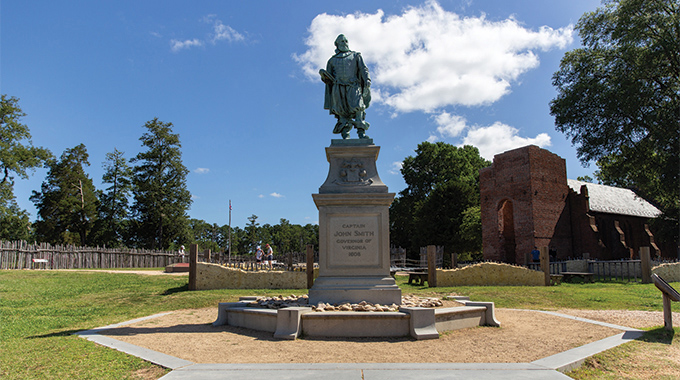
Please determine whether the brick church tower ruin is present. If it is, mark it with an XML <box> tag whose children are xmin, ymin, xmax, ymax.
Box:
<box><xmin>480</xmin><ymin>145</ymin><xmax>670</xmax><ymax>263</ymax></box>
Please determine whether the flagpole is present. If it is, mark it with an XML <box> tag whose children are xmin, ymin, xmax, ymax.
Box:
<box><xmin>228</xmin><ymin>199</ymin><xmax>232</xmax><ymax>263</ymax></box>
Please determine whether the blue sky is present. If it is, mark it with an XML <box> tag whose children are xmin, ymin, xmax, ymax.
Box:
<box><xmin>2</xmin><ymin>0</ymin><xmax>602</xmax><ymax>228</ymax></box>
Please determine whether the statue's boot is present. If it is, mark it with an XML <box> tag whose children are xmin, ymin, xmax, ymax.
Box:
<box><xmin>357</xmin><ymin>128</ymin><xmax>369</xmax><ymax>139</ymax></box>
<box><xmin>354</xmin><ymin>111</ymin><xmax>370</xmax><ymax>139</ymax></box>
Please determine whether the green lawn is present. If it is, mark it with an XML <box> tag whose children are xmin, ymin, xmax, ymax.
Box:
<box><xmin>1</xmin><ymin>270</ymin><xmax>678</xmax><ymax>379</ymax></box>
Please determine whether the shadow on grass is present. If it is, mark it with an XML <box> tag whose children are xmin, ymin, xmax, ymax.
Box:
<box><xmin>163</xmin><ymin>283</ymin><xmax>189</xmax><ymax>295</ymax></box>
<box><xmin>28</xmin><ymin>329</ymin><xmax>84</xmax><ymax>339</ymax></box>
<box><xmin>637</xmin><ymin>327</ymin><xmax>676</xmax><ymax>345</ymax></box>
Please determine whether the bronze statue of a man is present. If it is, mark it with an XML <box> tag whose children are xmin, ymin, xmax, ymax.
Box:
<box><xmin>320</xmin><ymin>34</ymin><xmax>371</xmax><ymax>139</ymax></box>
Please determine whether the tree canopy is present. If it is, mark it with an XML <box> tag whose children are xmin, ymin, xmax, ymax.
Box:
<box><xmin>187</xmin><ymin>217</ymin><xmax>318</xmax><ymax>256</ymax></box>
<box><xmin>131</xmin><ymin>118</ymin><xmax>192</xmax><ymax>250</ymax></box>
<box><xmin>31</xmin><ymin>144</ymin><xmax>98</xmax><ymax>245</ymax></box>
<box><xmin>1</xmin><ymin>106</ymin><xmax>318</xmax><ymax>251</ymax></box>
<box><xmin>550</xmin><ymin>0</ymin><xmax>679</xmax><ymax>245</ymax></box>
<box><xmin>0</xmin><ymin>184</ymin><xmax>32</xmax><ymax>241</ymax></box>
<box><xmin>0</xmin><ymin>95</ymin><xmax>52</xmax><ymax>240</ymax></box>
<box><xmin>91</xmin><ymin>148</ymin><xmax>133</xmax><ymax>247</ymax></box>
<box><xmin>390</xmin><ymin>142</ymin><xmax>490</xmax><ymax>258</ymax></box>
<box><xmin>0</xmin><ymin>95</ymin><xmax>52</xmax><ymax>188</ymax></box>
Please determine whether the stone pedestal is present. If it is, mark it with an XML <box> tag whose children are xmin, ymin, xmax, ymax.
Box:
<box><xmin>309</xmin><ymin>139</ymin><xmax>401</xmax><ymax>306</ymax></box>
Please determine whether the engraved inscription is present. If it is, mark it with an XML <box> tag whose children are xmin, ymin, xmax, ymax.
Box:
<box><xmin>328</xmin><ymin>216</ymin><xmax>380</xmax><ymax>267</ymax></box>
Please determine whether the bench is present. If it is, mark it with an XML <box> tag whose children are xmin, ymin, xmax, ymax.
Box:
<box><xmin>652</xmin><ymin>274</ymin><xmax>680</xmax><ymax>331</ymax></box>
<box><xmin>407</xmin><ymin>272</ymin><xmax>428</xmax><ymax>286</ymax></box>
<box><xmin>561</xmin><ymin>272</ymin><xmax>594</xmax><ymax>283</ymax></box>
<box><xmin>550</xmin><ymin>274</ymin><xmax>564</xmax><ymax>286</ymax></box>
<box><xmin>32</xmin><ymin>258</ymin><xmax>49</xmax><ymax>269</ymax></box>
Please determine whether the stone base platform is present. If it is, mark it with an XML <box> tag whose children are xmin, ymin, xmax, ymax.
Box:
<box><xmin>308</xmin><ymin>276</ymin><xmax>401</xmax><ymax>306</ymax></box>
<box><xmin>213</xmin><ymin>297</ymin><xmax>500</xmax><ymax>340</ymax></box>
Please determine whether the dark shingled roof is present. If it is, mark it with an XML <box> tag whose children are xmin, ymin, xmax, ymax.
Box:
<box><xmin>567</xmin><ymin>179</ymin><xmax>662</xmax><ymax>218</ymax></box>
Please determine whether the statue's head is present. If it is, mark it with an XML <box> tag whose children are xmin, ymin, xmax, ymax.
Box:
<box><xmin>334</xmin><ymin>34</ymin><xmax>349</xmax><ymax>52</ymax></box>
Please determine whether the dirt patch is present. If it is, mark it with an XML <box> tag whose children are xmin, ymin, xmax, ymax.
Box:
<box><xmin>101</xmin><ymin>307</ymin><xmax>628</xmax><ymax>364</ymax></box>
<box><xmin>555</xmin><ymin>309</ymin><xmax>680</xmax><ymax>330</ymax></box>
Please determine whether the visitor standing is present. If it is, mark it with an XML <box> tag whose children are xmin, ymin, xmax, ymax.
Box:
<box><xmin>179</xmin><ymin>245</ymin><xmax>185</xmax><ymax>263</ymax></box>
<box><xmin>531</xmin><ymin>247</ymin><xmax>540</xmax><ymax>263</ymax></box>
<box><xmin>255</xmin><ymin>246</ymin><xmax>264</xmax><ymax>265</ymax></box>
<box><xmin>265</xmin><ymin>244</ymin><xmax>274</xmax><ymax>269</ymax></box>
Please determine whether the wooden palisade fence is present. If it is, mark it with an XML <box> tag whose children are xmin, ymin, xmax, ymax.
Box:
<box><xmin>0</xmin><ymin>240</ymin><xmax>180</xmax><ymax>270</ymax></box>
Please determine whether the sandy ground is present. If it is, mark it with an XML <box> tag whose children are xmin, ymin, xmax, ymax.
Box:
<box><xmin>79</xmin><ymin>270</ymin><xmax>677</xmax><ymax>364</ymax></box>
<box><xmin>98</xmin><ymin>306</ymin><xmax>677</xmax><ymax>364</ymax></box>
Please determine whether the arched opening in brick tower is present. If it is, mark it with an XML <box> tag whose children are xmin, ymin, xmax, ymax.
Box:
<box><xmin>498</xmin><ymin>199</ymin><xmax>516</xmax><ymax>264</ymax></box>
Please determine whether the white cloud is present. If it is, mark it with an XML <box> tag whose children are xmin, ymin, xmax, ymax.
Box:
<box><xmin>170</xmin><ymin>38</ymin><xmax>203</xmax><ymax>52</ymax></box>
<box><xmin>203</xmin><ymin>15</ymin><xmax>245</xmax><ymax>43</ymax></box>
<box><xmin>462</xmin><ymin>122</ymin><xmax>551</xmax><ymax>160</ymax></box>
<box><xmin>389</xmin><ymin>161</ymin><xmax>403</xmax><ymax>175</ymax></box>
<box><xmin>294</xmin><ymin>1</ymin><xmax>572</xmax><ymax>113</ymax></box>
<box><xmin>170</xmin><ymin>15</ymin><xmax>244</xmax><ymax>52</ymax></box>
<box><xmin>194</xmin><ymin>167</ymin><xmax>210</xmax><ymax>174</ymax></box>
<box><xmin>434</xmin><ymin>112</ymin><xmax>467</xmax><ymax>138</ymax></box>
<box><xmin>270</xmin><ymin>192</ymin><xmax>284</xmax><ymax>198</ymax></box>
<box><xmin>427</xmin><ymin>112</ymin><xmax>552</xmax><ymax>160</ymax></box>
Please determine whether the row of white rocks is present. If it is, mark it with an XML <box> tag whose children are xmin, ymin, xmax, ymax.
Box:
<box><xmin>246</xmin><ymin>294</ymin><xmax>444</xmax><ymax>312</ymax></box>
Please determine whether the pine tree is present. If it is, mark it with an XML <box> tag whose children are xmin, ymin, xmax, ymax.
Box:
<box><xmin>31</xmin><ymin>144</ymin><xmax>98</xmax><ymax>245</ymax></box>
<box><xmin>130</xmin><ymin>118</ymin><xmax>191</xmax><ymax>250</ymax></box>
<box><xmin>92</xmin><ymin>148</ymin><xmax>132</xmax><ymax>247</ymax></box>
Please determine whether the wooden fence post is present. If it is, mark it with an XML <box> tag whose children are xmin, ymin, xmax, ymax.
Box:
<box><xmin>540</xmin><ymin>246</ymin><xmax>550</xmax><ymax>286</ymax></box>
<box><xmin>306</xmin><ymin>244</ymin><xmax>314</xmax><ymax>289</ymax></box>
<box><xmin>640</xmin><ymin>247</ymin><xmax>652</xmax><ymax>284</ymax></box>
<box><xmin>189</xmin><ymin>244</ymin><xmax>198</xmax><ymax>291</ymax></box>
<box><xmin>427</xmin><ymin>245</ymin><xmax>437</xmax><ymax>287</ymax></box>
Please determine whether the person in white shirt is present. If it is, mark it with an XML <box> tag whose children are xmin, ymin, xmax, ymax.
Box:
<box><xmin>265</xmin><ymin>244</ymin><xmax>274</xmax><ymax>269</ymax></box>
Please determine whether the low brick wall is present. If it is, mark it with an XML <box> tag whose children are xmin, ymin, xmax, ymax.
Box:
<box><xmin>652</xmin><ymin>262</ymin><xmax>680</xmax><ymax>283</ymax></box>
<box><xmin>196</xmin><ymin>262</ymin><xmax>318</xmax><ymax>290</ymax></box>
<box><xmin>437</xmin><ymin>262</ymin><xmax>544</xmax><ymax>287</ymax></box>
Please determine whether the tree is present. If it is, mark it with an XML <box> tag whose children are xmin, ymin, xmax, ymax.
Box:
<box><xmin>390</xmin><ymin>142</ymin><xmax>490</xmax><ymax>257</ymax></box>
<box><xmin>130</xmin><ymin>118</ymin><xmax>192</xmax><ymax>250</ymax></box>
<box><xmin>244</xmin><ymin>214</ymin><xmax>261</xmax><ymax>254</ymax></box>
<box><xmin>0</xmin><ymin>95</ymin><xmax>52</xmax><ymax>189</ymax></box>
<box><xmin>302</xmin><ymin>223</ymin><xmax>319</xmax><ymax>249</ymax></box>
<box><xmin>0</xmin><ymin>183</ymin><xmax>32</xmax><ymax>240</ymax></box>
<box><xmin>188</xmin><ymin>218</ymin><xmax>222</xmax><ymax>252</ymax></box>
<box><xmin>31</xmin><ymin>144</ymin><xmax>98</xmax><ymax>245</ymax></box>
<box><xmin>550</xmin><ymin>0</ymin><xmax>679</xmax><ymax>247</ymax></box>
<box><xmin>0</xmin><ymin>95</ymin><xmax>52</xmax><ymax>239</ymax></box>
<box><xmin>231</xmin><ymin>226</ymin><xmax>248</xmax><ymax>255</ymax></box>
<box><xmin>458</xmin><ymin>205</ymin><xmax>483</xmax><ymax>261</ymax></box>
<box><xmin>91</xmin><ymin>149</ymin><xmax>133</xmax><ymax>247</ymax></box>
<box><xmin>271</xmin><ymin>218</ymin><xmax>296</xmax><ymax>254</ymax></box>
